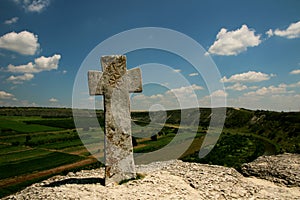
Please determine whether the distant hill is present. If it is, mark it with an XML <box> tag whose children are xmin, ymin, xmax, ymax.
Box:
<box><xmin>132</xmin><ymin>107</ymin><xmax>300</xmax><ymax>153</ymax></box>
<box><xmin>0</xmin><ymin>106</ymin><xmax>299</xmax><ymax>153</ymax></box>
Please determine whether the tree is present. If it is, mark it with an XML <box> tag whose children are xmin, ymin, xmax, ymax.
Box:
<box><xmin>151</xmin><ymin>134</ymin><xmax>157</xmax><ymax>141</ymax></box>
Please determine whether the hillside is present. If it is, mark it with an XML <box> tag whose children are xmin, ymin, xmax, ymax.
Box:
<box><xmin>1</xmin><ymin>106</ymin><xmax>299</xmax><ymax>154</ymax></box>
<box><xmin>132</xmin><ymin>107</ymin><xmax>300</xmax><ymax>153</ymax></box>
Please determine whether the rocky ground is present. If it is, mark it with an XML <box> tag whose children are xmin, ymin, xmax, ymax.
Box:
<box><xmin>3</xmin><ymin>154</ymin><xmax>300</xmax><ymax>200</ymax></box>
<box><xmin>241</xmin><ymin>153</ymin><xmax>300</xmax><ymax>187</ymax></box>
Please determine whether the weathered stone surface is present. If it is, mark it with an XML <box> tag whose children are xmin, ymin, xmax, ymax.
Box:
<box><xmin>4</xmin><ymin>155</ymin><xmax>300</xmax><ymax>200</ymax></box>
<box><xmin>241</xmin><ymin>153</ymin><xmax>300</xmax><ymax>187</ymax></box>
<box><xmin>88</xmin><ymin>55</ymin><xmax>142</xmax><ymax>185</ymax></box>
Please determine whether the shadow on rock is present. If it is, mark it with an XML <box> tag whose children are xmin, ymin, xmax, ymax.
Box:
<box><xmin>43</xmin><ymin>178</ymin><xmax>105</xmax><ymax>187</ymax></box>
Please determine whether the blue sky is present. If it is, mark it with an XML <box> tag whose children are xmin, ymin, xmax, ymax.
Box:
<box><xmin>0</xmin><ymin>0</ymin><xmax>300</xmax><ymax>111</ymax></box>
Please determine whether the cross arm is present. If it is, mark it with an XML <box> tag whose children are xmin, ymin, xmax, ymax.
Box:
<box><xmin>88</xmin><ymin>70</ymin><xmax>104</xmax><ymax>95</ymax></box>
<box><xmin>127</xmin><ymin>68</ymin><xmax>142</xmax><ymax>93</ymax></box>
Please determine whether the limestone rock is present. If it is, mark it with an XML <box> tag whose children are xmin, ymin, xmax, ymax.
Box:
<box><xmin>241</xmin><ymin>153</ymin><xmax>300</xmax><ymax>187</ymax></box>
<box><xmin>3</xmin><ymin>154</ymin><xmax>300</xmax><ymax>200</ymax></box>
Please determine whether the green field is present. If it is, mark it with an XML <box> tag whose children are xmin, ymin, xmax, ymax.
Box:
<box><xmin>0</xmin><ymin>152</ymin><xmax>83</xmax><ymax>179</ymax></box>
<box><xmin>0</xmin><ymin>116</ymin><xmax>63</xmax><ymax>134</ymax></box>
<box><xmin>0</xmin><ymin>113</ymin><xmax>97</xmax><ymax>198</ymax></box>
<box><xmin>0</xmin><ymin>145</ymin><xmax>29</xmax><ymax>155</ymax></box>
<box><xmin>0</xmin><ymin>149</ymin><xmax>51</xmax><ymax>164</ymax></box>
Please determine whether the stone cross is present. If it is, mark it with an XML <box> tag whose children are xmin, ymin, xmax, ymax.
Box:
<box><xmin>88</xmin><ymin>55</ymin><xmax>142</xmax><ymax>185</ymax></box>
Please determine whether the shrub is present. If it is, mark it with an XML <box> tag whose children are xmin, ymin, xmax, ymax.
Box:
<box><xmin>150</xmin><ymin>134</ymin><xmax>157</xmax><ymax>141</ymax></box>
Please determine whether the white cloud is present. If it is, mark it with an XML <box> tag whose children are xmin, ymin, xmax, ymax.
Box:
<box><xmin>288</xmin><ymin>81</ymin><xmax>300</xmax><ymax>88</ymax></box>
<box><xmin>14</xmin><ymin>0</ymin><xmax>50</xmax><ymax>13</ymax></box>
<box><xmin>0</xmin><ymin>91</ymin><xmax>14</xmax><ymax>99</ymax></box>
<box><xmin>4</xmin><ymin>17</ymin><xmax>19</xmax><ymax>25</ymax></box>
<box><xmin>273</xmin><ymin>20</ymin><xmax>300</xmax><ymax>39</ymax></box>
<box><xmin>27</xmin><ymin>0</ymin><xmax>50</xmax><ymax>12</ymax></box>
<box><xmin>266</xmin><ymin>29</ymin><xmax>273</xmax><ymax>38</ymax></box>
<box><xmin>198</xmin><ymin>90</ymin><xmax>227</xmax><ymax>108</ymax></box>
<box><xmin>210</xmin><ymin>90</ymin><xmax>228</xmax><ymax>97</ymax></box>
<box><xmin>62</xmin><ymin>70</ymin><xmax>67</xmax><ymax>74</ymax></box>
<box><xmin>132</xmin><ymin>94</ymin><xmax>147</xmax><ymax>101</ymax></box>
<box><xmin>189</xmin><ymin>72</ymin><xmax>199</xmax><ymax>77</ymax></box>
<box><xmin>166</xmin><ymin>84</ymin><xmax>203</xmax><ymax>96</ymax></box>
<box><xmin>290</xmin><ymin>69</ymin><xmax>300</xmax><ymax>75</ymax></box>
<box><xmin>245</xmin><ymin>81</ymin><xmax>300</xmax><ymax>97</ymax></box>
<box><xmin>0</xmin><ymin>31</ymin><xmax>39</xmax><ymax>55</ymax></box>
<box><xmin>7</xmin><ymin>73</ymin><xmax>34</xmax><ymax>84</ymax></box>
<box><xmin>173</xmin><ymin>69</ymin><xmax>181</xmax><ymax>73</ymax></box>
<box><xmin>226</xmin><ymin>94</ymin><xmax>300</xmax><ymax>112</ymax></box>
<box><xmin>131</xmin><ymin>84</ymin><xmax>203</xmax><ymax>110</ymax></box>
<box><xmin>34</xmin><ymin>54</ymin><xmax>60</xmax><ymax>71</ymax></box>
<box><xmin>49</xmin><ymin>97</ymin><xmax>58</xmax><ymax>103</ymax></box>
<box><xmin>0</xmin><ymin>98</ymin><xmax>38</xmax><ymax>107</ymax></box>
<box><xmin>221</xmin><ymin>71</ymin><xmax>274</xmax><ymax>83</ymax></box>
<box><xmin>7</xmin><ymin>62</ymin><xmax>35</xmax><ymax>73</ymax></box>
<box><xmin>226</xmin><ymin>83</ymin><xmax>248</xmax><ymax>91</ymax></box>
<box><xmin>249</xmin><ymin>86</ymin><xmax>259</xmax><ymax>90</ymax></box>
<box><xmin>208</xmin><ymin>25</ymin><xmax>261</xmax><ymax>56</ymax></box>
<box><xmin>244</xmin><ymin>84</ymin><xmax>289</xmax><ymax>96</ymax></box>
<box><xmin>7</xmin><ymin>54</ymin><xmax>61</xmax><ymax>73</ymax></box>
<box><xmin>149</xmin><ymin>94</ymin><xmax>164</xmax><ymax>99</ymax></box>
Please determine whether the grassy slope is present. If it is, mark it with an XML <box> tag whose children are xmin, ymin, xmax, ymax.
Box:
<box><xmin>0</xmin><ymin>116</ymin><xmax>63</xmax><ymax>134</ymax></box>
<box><xmin>0</xmin><ymin>152</ymin><xmax>83</xmax><ymax>179</ymax></box>
<box><xmin>0</xmin><ymin>112</ymin><xmax>95</xmax><ymax>198</ymax></box>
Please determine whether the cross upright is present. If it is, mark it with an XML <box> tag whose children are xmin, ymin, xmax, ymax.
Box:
<box><xmin>88</xmin><ymin>55</ymin><xmax>142</xmax><ymax>186</ymax></box>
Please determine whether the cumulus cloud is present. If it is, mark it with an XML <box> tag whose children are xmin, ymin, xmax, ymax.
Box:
<box><xmin>132</xmin><ymin>84</ymin><xmax>203</xmax><ymax>110</ymax></box>
<box><xmin>198</xmin><ymin>89</ymin><xmax>227</xmax><ymax>108</ymax></box>
<box><xmin>34</xmin><ymin>54</ymin><xmax>61</xmax><ymax>71</ymax></box>
<box><xmin>208</xmin><ymin>25</ymin><xmax>261</xmax><ymax>56</ymax></box>
<box><xmin>189</xmin><ymin>73</ymin><xmax>199</xmax><ymax>77</ymax></box>
<box><xmin>0</xmin><ymin>91</ymin><xmax>14</xmax><ymax>99</ymax></box>
<box><xmin>166</xmin><ymin>84</ymin><xmax>203</xmax><ymax>96</ymax></box>
<box><xmin>0</xmin><ymin>31</ymin><xmax>40</xmax><ymax>55</ymax></box>
<box><xmin>4</xmin><ymin>17</ymin><xmax>19</xmax><ymax>25</ymax></box>
<box><xmin>7</xmin><ymin>54</ymin><xmax>61</xmax><ymax>73</ymax></box>
<box><xmin>221</xmin><ymin>71</ymin><xmax>274</xmax><ymax>83</ymax></box>
<box><xmin>272</xmin><ymin>20</ymin><xmax>300</xmax><ymax>39</ymax></box>
<box><xmin>49</xmin><ymin>98</ymin><xmax>58</xmax><ymax>103</ymax></box>
<box><xmin>173</xmin><ymin>69</ymin><xmax>181</xmax><ymax>73</ymax></box>
<box><xmin>14</xmin><ymin>0</ymin><xmax>50</xmax><ymax>13</ymax></box>
<box><xmin>288</xmin><ymin>81</ymin><xmax>300</xmax><ymax>88</ymax></box>
<box><xmin>265</xmin><ymin>29</ymin><xmax>273</xmax><ymax>38</ymax></box>
<box><xmin>290</xmin><ymin>69</ymin><xmax>300</xmax><ymax>75</ymax></box>
<box><xmin>7</xmin><ymin>73</ymin><xmax>34</xmax><ymax>84</ymax></box>
<box><xmin>249</xmin><ymin>86</ymin><xmax>259</xmax><ymax>90</ymax></box>
<box><xmin>226</xmin><ymin>83</ymin><xmax>248</xmax><ymax>91</ymax></box>
<box><xmin>244</xmin><ymin>84</ymin><xmax>289</xmax><ymax>96</ymax></box>
<box><xmin>210</xmin><ymin>90</ymin><xmax>228</xmax><ymax>97</ymax></box>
